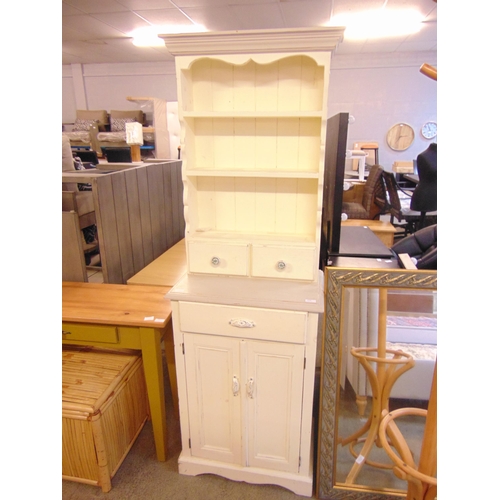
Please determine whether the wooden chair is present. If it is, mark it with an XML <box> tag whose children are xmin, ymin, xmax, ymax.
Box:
<box><xmin>378</xmin><ymin>363</ymin><xmax>437</xmax><ymax>500</ymax></box>
<box><xmin>62</xmin><ymin>211</ymin><xmax>89</xmax><ymax>282</ymax></box>
<box><xmin>62</xmin><ymin>135</ymin><xmax>98</xmax><ymax>281</ymax></box>
<box><xmin>342</xmin><ymin>165</ymin><xmax>386</xmax><ymax>220</ymax></box>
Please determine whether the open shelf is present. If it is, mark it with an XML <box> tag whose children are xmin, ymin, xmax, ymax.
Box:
<box><xmin>179</xmin><ymin>55</ymin><xmax>325</xmax><ymax>114</ymax></box>
<box><xmin>183</xmin><ymin>116</ymin><xmax>322</xmax><ymax>173</ymax></box>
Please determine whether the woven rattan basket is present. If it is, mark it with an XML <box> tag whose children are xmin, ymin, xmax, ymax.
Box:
<box><xmin>62</xmin><ymin>346</ymin><xmax>149</xmax><ymax>492</ymax></box>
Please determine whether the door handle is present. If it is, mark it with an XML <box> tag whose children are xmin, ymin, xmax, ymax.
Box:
<box><xmin>247</xmin><ymin>378</ymin><xmax>254</xmax><ymax>399</ymax></box>
<box><xmin>232</xmin><ymin>376</ymin><xmax>240</xmax><ymax>396</ymax></box>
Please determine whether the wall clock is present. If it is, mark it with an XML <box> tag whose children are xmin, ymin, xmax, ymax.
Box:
<box><xmin>421</xmin><ymin>121</ymin><xmax>437</xmax><ymax>139</ymax></box>
<box><xmin>386</xmin><ymin>123</ymin><xmax>415</xmax><ymax>151</ymax></box>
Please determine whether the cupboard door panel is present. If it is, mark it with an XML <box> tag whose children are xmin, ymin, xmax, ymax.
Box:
<box><xmin>184</xmin><ymin>334</ymin><xmax>243</xmax><ymax>464</ymax></box>
<box><xmin>245</xmin><ymin>341</ymin><xmax>305</xmax><ymax>472</ymax></box>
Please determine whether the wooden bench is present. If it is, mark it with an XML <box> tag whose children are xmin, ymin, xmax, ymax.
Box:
<box><xmin>127</xmin><ymin>239</ymin><xmax>187</xmax><ymax>287</ymax></box>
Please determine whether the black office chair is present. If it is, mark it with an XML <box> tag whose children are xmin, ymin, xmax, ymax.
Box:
<box><xmin>391</xmin><ymin>224</ymin><xmax>437</xmax><ymax>270</ymax></box>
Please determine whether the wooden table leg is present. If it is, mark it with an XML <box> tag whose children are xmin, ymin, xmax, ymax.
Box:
<box><xmin>140</xmin><ymin>327</ymin><xmax>168</xmax><ymax>461</ymax></box>
<box><xmin>163</xmin><ymin>320</ymin><xmax>179</xmax><ymax>419</ymax></box>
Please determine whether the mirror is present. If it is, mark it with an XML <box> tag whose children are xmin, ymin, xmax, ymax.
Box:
<box><xmin>316</xmin><ymin>267</ymin><xmax>437</xmax><ymax>499</ymax></box>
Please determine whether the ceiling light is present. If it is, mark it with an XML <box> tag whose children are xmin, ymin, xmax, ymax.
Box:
<box><xmin>131</xmin><ymin>25</ymin><xmax>206</xmax><ymax>47</ymax></box>
<box><xmin>329</xmin><ymin>9</ymin><xmax>423</xmax><ymax>40</ymax></box>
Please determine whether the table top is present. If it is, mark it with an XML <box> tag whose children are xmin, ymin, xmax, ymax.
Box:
<box><xmin>342</xmin><ymin>219</ymin><xmax>396</xmax><ymax>234</ymax></box>
<box><xmin>167</xmin><ymin>272</ymin><xmax>324</xmax><ymax>313</ymax></box>
<box><xmin>62</xmin><ymin>282</ymin><xmax>172</xmax><ymax>328</ymax></box>
<box><xmin>127</xmin><ymin>239</ymin><xmax>187</xmax><ymax>287</ymax></box>
<box><xmin>403</xmin><ymin>173</ymin><xmax>419</xmax><ymax>183</ymax></box>
<box><xmin>337</xmin><ymin>226</ymin><xmax>394</xmax><ymax>259</ymax></box>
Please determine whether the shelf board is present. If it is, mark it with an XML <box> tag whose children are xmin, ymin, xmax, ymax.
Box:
<box><xmin>185</xmin><ymin>169</ymin><xmax>319</xmax><ymax>179</ymax></box>
<box><xmin>182</xmin><ymin>111</ymin><xmax>323</xmax><ymax>119</ymax></box>
<box><xmin>189</xmin><ymin>231</ymin><xmax>316</xmax><ymax>245</ymax></box>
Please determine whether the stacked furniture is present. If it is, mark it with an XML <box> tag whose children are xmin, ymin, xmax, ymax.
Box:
<box><xmin>63</xmin><ymin>103</ymin><xmax>180</xmax><ymax>159</ymax></box>
<box><xmin>162</xmin><ymin>27</ymin><xmax>344</xmax><ymax>497</ymax></box>
<box><xmin>63</xmin><ymin>109</ymin><xmax>109</xmax><ymax>149</ymax></box>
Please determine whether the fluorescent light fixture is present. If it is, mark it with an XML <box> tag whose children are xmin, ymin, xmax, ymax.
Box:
<box><xmin>131</xmin><ymin>25</ymin><xmax>206</xmax><ymax>47</ymax></box>
<box><xmin>329</xmin><ymin>9</ymin><xmax>423</xmax><ymax>40</ymax></box>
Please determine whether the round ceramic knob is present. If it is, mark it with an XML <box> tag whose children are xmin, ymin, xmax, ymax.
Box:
<box><xmin>211</xmin><ymin>256</ymin><xmax>220</xmax><ymax>266</ymax></box>
<box><xmin>277</xmin><ymin>260</ymin><xmax>286</xmax><ymax>270</ymax></box>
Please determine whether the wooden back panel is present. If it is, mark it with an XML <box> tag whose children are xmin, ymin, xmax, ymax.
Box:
<box><xmin>93</xmin><ymin>160</ymin><xmax>184</xmax><ymax>283</ymax></box>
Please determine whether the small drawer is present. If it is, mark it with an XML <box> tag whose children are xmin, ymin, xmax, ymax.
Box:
<box><xmin>62</xmin><ymin>323</ymin><xmax>119</xmax><ymax>344</ymax></box>
<box><xmin>251</xmin><ymin>245</ymin><xmax>316</xmax><ymax>281</ymax></box>
<box><xmin>178</xmin><ymin>301</ymin><xmax>307</xmax><ymax>344</ymax></box>
<box><xmin>188</xmin><ymin>241</ymin><xmax>249</xmax><ymax>276</ymax></box>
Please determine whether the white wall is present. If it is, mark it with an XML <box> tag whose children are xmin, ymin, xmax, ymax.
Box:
<box><xmin>62</xmin><ymin>50</ymin><xmax>437</xmax><ymax>168</ymax></box>
<box><xmin>62</xmin><ymin>61</ymin><xmax>177</xmax><ymax>125</ymax></box>
<box><xmin>329</xmin><ymin>51</ymin><xmax>437</xmax><ymax>169</ymax></box>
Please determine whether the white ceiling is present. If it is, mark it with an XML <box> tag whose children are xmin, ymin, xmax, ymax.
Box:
<box><xmin>62</xmin><ymin>0</ymin><xmax>437</xmax><ymax>65</ymax></box>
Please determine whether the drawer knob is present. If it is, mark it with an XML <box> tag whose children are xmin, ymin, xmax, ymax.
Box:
<box><xmin>277</xmin><ymin>260</ymin><xmax>286</xmax><ymax>270</ymax></box>
<box><xmin>211</xmin><ymin>256</ymin><xmax>220</xmax><ymax>266</ymax></box>
<box><xmin>229</xmin><ymin>319</ymin><xmax>255</xmax><ymax>328</ymax></box>
<box><xmin>62</xmin><ymin>330</ymin><xmax>71</xmax><ymax>336</ymax></box>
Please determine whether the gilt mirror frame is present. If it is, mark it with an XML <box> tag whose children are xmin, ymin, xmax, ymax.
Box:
<box><xmin>316</xmin><ymin>267</ymin><xmax>437</xmax><ymax>499</ymax></box>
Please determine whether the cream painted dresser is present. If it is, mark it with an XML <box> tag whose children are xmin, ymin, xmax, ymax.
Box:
<box><xmin>162</xmin><ymin>28</ymin><xmax>344</xmax><ymax>497</ymax></box>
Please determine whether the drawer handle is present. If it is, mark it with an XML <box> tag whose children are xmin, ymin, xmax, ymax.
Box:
<box><xmin>62</xmin><ymin>330</ymin><xmax>72</xmax><ymax>336</ymax></box>
<box><xmin>277</xmin><ymin>260</ymin><xmax>286</xmax><ymax>270</ymax></box>
<box><xmin>247</xmin><ymin>378</ymin><xmax>255</xmax><ymax>399</ymax></box>
<box><xmin>232</xmin><ymin>376</ymin><xmax>240</xmax><ymax>396</ymax></box>
<box><xmin>211</xmin><ymin>256</ymin><xmax>220</xmax><ymax>266</ymax></box>
<box><xmin>229</xmin><ymin>319</ymin><xmax>255</xmax><ymax>328</ymax></box>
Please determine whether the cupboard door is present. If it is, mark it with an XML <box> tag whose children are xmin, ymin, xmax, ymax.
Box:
<box><xmin>245</xmin><ymin>340</ymin><xmax>305</xmax><ymax>472</ymax></box>
<box><xmin>184</xmin><ymin>334</ymin><xmax>243</xmax><ymax>464</ymax></box>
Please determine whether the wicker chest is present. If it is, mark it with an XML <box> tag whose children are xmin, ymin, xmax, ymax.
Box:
<box><xmin>62</xmin><ymin>346</ymin><xmax>149</xmax><ymax>492</ymax></box>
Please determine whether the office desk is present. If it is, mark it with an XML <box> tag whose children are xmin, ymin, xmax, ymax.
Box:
<box><xmin>62</xmin><ymin>282</ymin><xmax>175</xmax><ymax>461</ymax></box>
<box><xmin>127</xmin><ymin>239</ymin><xmax>187</xmax><ymax>287</ymax></box>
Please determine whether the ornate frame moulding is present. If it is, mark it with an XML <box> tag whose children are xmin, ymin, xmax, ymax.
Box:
<box><xmin>316</xmin><ymin>267</ymin><xmax>437</xmax><ymax>500</ymax></box>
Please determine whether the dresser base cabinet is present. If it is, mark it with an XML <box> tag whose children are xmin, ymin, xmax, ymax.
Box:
<box><xmin>168</xmin><ymin>277</ymin><xmax>322</xmax><ymax>497</ymax></box>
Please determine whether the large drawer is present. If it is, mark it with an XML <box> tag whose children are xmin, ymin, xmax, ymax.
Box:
<box><xmin>62</xmin><ymin>323</ymin><xmax>119</xmax><ymax>344</ymax></box>
<box><xmin>251</xmin><ymin>245</ymin><xmax>316</xmax><ymax>281</ymax></box>
<box><xmin>188</xmin><ymin>241</ymin><xmax>249</xmax><ymax>276</ymax></box>
<box><xmin>178</xmin><ymin>301</ymin><xmax>307</xmax><ymax>344</ymax></box>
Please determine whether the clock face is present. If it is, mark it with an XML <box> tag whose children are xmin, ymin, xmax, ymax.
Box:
<box><xmin>386</xmin><ymin>123</ymin><xmax>415</xmax><ymax>151</ymax></box>
<box><xmin>421</xmin><ymin>121</ymin><xmax>437</xmax><ymax>139</ymax></box>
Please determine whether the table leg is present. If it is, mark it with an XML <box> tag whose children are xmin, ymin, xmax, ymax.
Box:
<box><xmin>140</xmin><ymin>327</ymin><xmax>168</xmax><ymax>461</ymax></box>
<box><xmin>163</xmin><ymin>321</ymin><xmax>179</xmax><ymax>419</ymax></box>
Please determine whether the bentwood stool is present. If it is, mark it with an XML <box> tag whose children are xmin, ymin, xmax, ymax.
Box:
<box><xmin>341</xmin><ymin>347</ymin><xmax>415</xmax><ymax>485</ymax></box>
